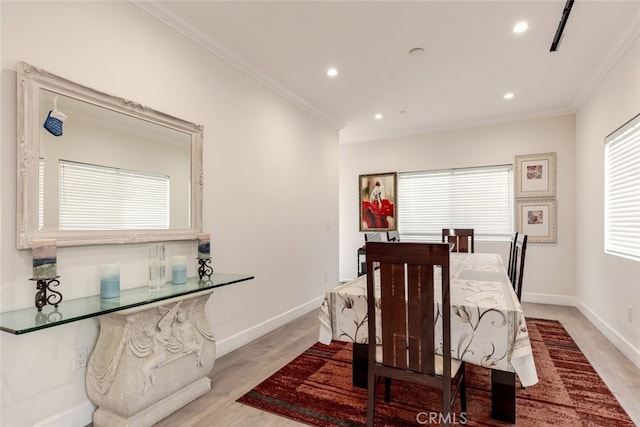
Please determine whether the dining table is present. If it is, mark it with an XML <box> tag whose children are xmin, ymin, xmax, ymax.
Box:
<box><xmin>318</xmin><ymin>251</ymin><xmax>538</xmax><ymax>423</ymax></box>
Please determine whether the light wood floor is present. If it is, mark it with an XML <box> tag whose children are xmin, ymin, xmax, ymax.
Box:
<box><xmin>152</xmin><ymin>303</ymin><xmax>640</xmax><ymax>426</ymax></box>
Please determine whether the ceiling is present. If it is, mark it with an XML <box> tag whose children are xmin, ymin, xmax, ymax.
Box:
<box><xmin>135</xmin><ymin>1</ymin><xmax>640</xmax><ymax>143</ymax></box>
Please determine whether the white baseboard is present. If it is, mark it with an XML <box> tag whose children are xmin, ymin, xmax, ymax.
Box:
<box><xmin>521</xmin><ymin>292</ymin><xmax>579</xmax><ymax>306</ymax></box>
<box><xmin>32</xmin><ymin>401</ymin><xmax>95</xmax><ymax>427</ymax></box>
<box><xmin>214</xmin><ymin>296</ymin><xmax>324</xmax><ymax>358</ymax></box>
<box><xmin>523</xmin><ymin>291</ymin><xmax>640</xmax><ymax>371</ymax></box>
<box><xmin>575</xmin><ymin>300</ymin><xmax>640</xmax><ymax>371</ymax></box>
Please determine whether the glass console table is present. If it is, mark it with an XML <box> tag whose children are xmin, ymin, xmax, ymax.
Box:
<box><xmin>0</xmin><ymin>273</ymin><xmax>254</xmax><ymax>334</ymax></box>
<box><xmin>2</xmin><ymin>272</ymin><xmax>254</xmax><ymax>426</ymax></box>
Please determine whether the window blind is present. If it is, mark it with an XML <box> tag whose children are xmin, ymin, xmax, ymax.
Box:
<box><xmin>605</xmin><ymin>114</ymin><xmax>640</xmax><ymax>261</ymax></box>
<box><xmin>59</xmin><ymin>160</ymin><xmax>169</xmax><ymax>230</ymax></box>
<box><xmin>398</xmin><ymin>165</ymin><xmax>513</xmax><ymax>242</ymax></box>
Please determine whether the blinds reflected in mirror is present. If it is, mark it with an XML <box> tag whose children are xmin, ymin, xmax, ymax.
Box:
<box><xmin>58</xmin><ymin>160</ymin><xmax>169</xmax><ymax>230</ymax></box>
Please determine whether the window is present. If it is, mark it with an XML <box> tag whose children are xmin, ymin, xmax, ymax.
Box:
<box><xmin>59</xmin><ymin>160</ymin><xmax>169</xmax><ymax>230</ymax></box>
<box><xmin>398</xmin><ymin>165</ymin><xmax>513</xmax><ymax>242</ymax></box>
<box><xmin>605</xmin><ymin>113</ymin><xmax>640</xmax><ymax>261</ymax></box>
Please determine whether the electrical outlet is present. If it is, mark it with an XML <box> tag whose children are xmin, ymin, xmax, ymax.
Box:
<box><xmin>323</xmin><ymin>273</ymin><xmax>328</xmax><ymax>282</ymax></box>
<box><xmin>627</xmin><ymin>305</ymin><xmax>633</xmax><ymax>322</ymax></box>
<box><xmin>73</xmin><ymin>347</ymin><xmax>87</xmax><ymax>370</ymax></box>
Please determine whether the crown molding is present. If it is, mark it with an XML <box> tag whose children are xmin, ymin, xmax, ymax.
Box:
<box><xmin>131</xmin><ymin>1</ymin><xmax>344</xmax><ymax>131</ymax></box>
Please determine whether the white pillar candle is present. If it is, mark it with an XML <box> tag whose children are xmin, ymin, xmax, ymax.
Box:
<box><xmin>197</xmin><ymin>233</ymin><xmax>210</xmax><ymax>259</ymax></box>
<box><xmin>100</xmin><ymin>264</ymin><xmax>120</xmax><ymax>299</ymax></box>
<box><xmin>32</xmin><ymin>239</ymin><xmax>57</xmax><ymax>279</ymax></box>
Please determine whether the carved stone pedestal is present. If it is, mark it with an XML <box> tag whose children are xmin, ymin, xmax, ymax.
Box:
<box><xmin>86</xmin><ymin>290</ymin><xmax>217</xmax><ymax>427</ymax></box>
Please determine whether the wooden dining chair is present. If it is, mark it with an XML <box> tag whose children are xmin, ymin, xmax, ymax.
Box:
<box><xmin>507</xmin><ymin>232</ymin><xmax>519</xmax><ymax>283</ymax></box>
<box><xmin>511</xmin><ymin>233</ymin><xmax>528</xmax><ymax>301</ymax></box>
<box><xmin>386</xmin><ymin>230</ymin><xmax>400</xmax><ymax>242</ymax></box>
<box><xmin>365</xmin><ymin>242</ymin><xmax>467</xmax><ymax>427</ymax></box>
<box><xmin>442</xmin><ymin>228</ymin><xmax>475</xmax><ymax>253</ymax></box>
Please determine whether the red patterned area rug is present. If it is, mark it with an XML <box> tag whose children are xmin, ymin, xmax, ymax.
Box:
<box><xmin>237</xmin><ymin>318</ymin><xmax>634</xmax><ymax>426</ymax></box>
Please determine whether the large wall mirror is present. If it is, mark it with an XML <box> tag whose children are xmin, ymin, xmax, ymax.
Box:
<box><xmin>17</xmin><ymin>62</ymin><xmax>204</xmax><ymax>248</ymax></box>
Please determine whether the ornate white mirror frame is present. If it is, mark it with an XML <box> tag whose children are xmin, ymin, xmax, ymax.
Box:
<box><xmin>17</xmin><ymin>62</ymin><xmax>204</xmax><ymax>248</ymax></box>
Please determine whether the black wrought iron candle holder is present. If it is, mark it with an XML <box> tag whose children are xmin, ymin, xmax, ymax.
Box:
<box><xmin>197</xmin><ymin>257</ymin><xmax>213</xmax><ymax>280</ymax></box>
<box><xmin>29</xmin><ymin>276</ymin><xmax>63</xmax><ymax>312</ymax></box>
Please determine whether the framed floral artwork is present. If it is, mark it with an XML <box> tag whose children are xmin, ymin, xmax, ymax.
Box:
<box><xmin>515</xmin><ymin>152</ymin><xmax>556</xmax><ymax>198</ymax></box>
<box><xmin>516</xmin><ymin>198</ymin><xmax>557</xmax><ymax>243</ymax></box>
<box><xmin>359</xmin><ymin>172</ymin><xmax>397</xmax><ymax>232</ymax></box>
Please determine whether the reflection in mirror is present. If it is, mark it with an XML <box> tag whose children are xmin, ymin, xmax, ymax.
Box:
<box><xmin>38</xmin><ymin>90</ymin><xmax>191</xmax><ymax>231</ymax></box>
<box><xmin>17</xmin><ymin>62</ymin><xmax>203</xmax><ymax>248</ymax></box>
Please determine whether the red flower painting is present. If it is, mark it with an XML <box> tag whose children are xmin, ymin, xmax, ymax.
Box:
<box><xmin>359</xmin><ymin>172</ymin><xmax>397</xmax><ymax>231</ymax></box>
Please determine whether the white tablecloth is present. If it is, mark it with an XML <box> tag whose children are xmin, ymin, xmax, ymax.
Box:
<box><xmin>319</xmin><ymin>252</ymin><xmax>538</xmax><ymax>387</ymax></box>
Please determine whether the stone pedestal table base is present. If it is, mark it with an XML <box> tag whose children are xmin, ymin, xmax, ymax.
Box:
<box><xmin>86</xmin><ymin>290</ymin><xmax>217</xmax><ymax>427</ymax></box>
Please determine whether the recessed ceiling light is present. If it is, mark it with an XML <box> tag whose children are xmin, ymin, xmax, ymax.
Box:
<box><xmin>374</xmin><ymin>113</ymin><xmax>383</xmax><ymax>120</ymax></box>
<box><xmin>327</xmin><ymin>68</ymin><xmax>338</xmax><ymax>77</ymax></box>
<box><xmin>504</xmin><ymin>92</ymin><xmax>515</xmax><ymax>100</ymax></box>
<box><xmin>513</xmin><ymin>22</ymin><xmax>529</xmax><ymax>33</ymax></box>
<box><xmin>408</xmin><ymin>47</ymin><xmax>425</xmax><ymax>56</ymax></box>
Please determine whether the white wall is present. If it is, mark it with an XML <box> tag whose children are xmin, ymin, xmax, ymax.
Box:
<box><xmin>0</xmin><ymin>2</ymin><xmax>339</xmax><ymax>426</ymax></box>
<box><xmin>575</xmin><ymin>32</ymin><xmax>640</xmax><ymax>367</ymax></box>
<box><xmin>340</xmin><ymin>115</ymin><xmax>577</xmax><ymax>306</ymax></box>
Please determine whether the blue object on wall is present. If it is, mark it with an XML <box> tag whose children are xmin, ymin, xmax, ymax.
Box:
<box><xmin>43</xmin><ymin>109</ymin><xmax>67</xmax><ymax>136</ymax></box>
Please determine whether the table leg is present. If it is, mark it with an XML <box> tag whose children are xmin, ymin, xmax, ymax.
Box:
<box><xmin>352</xmin><ymin>343</ymin><xmax>368</xmax><ymax>388</ymax></box>
<box><xmin>491</xmin><ymin>369</ymin><xmax>516</xmax><ymax>423</ymax></box>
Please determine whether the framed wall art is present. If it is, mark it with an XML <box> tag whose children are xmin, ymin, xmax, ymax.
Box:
<box><xmin>516</xmin><ymin>199</ymin><xmax>557</xmax><ymax>243</ymax></box>
<box><xmin>515</xmin><ymin>152</ymin><xmax>556</xmax><ymax>198</ymax></box>
<box><xmin>359</xmin><ymin>172</ymin><xmax>397</xmax><ymax>232</ymax></box>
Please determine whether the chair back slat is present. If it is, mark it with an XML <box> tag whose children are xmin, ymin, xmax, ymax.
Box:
<box><xmin>380</xmin><ymin>263</ymin><xmax>408</xmax><ymax>369</ymax></box>
<box><xmin>407</xmin><ymin>264</ymin><xmax>435</xmax><ymax>374</ymax></box>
